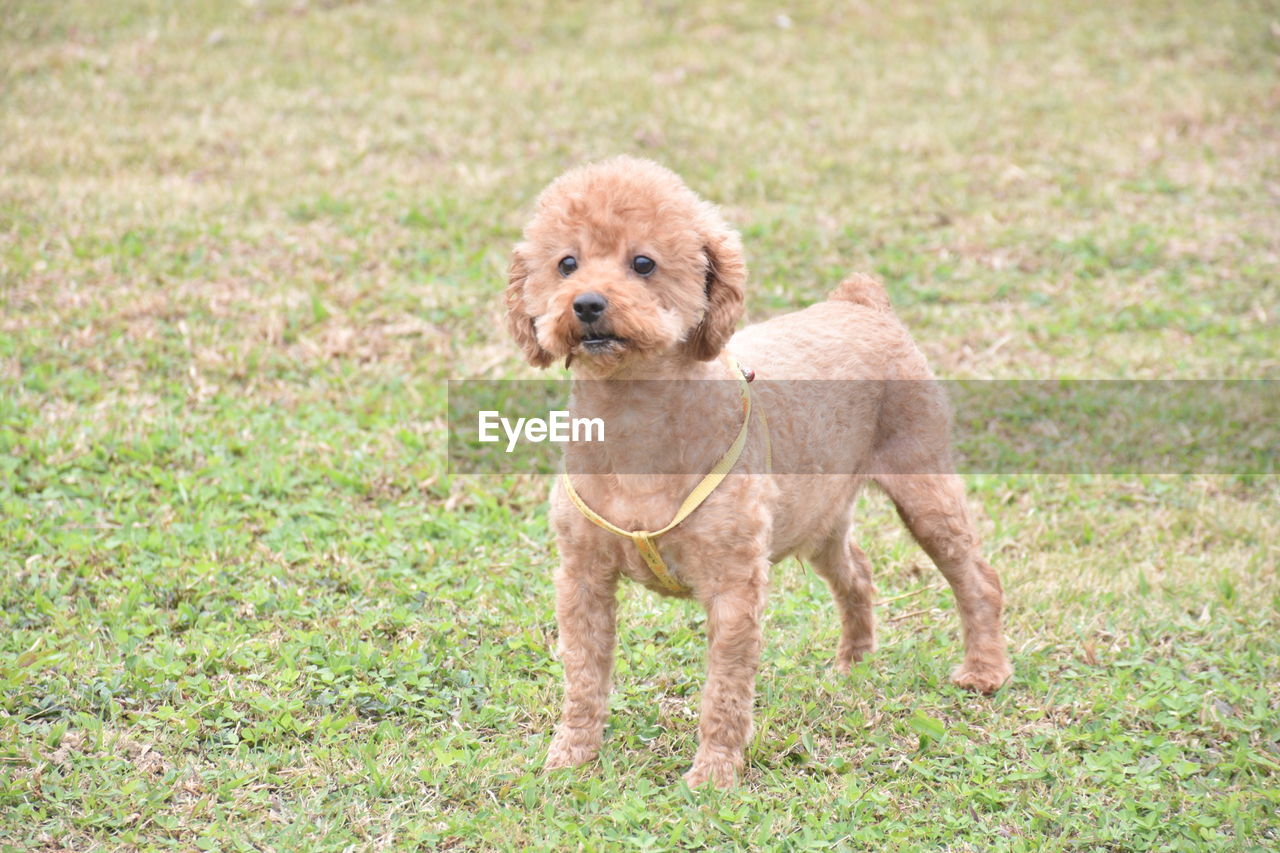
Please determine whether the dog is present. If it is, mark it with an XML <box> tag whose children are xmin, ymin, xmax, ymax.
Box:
<box><xmin>504</xmin><ymin>156</ymin><xmax>1012</xmax><ymax>788</ymax></box>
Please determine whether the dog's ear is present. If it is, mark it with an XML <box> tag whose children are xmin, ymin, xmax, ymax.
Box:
<box><xmin>505</xmin><ymin>245</ymin><xmax>555</xmax><ymax>368</ymax></box>
<box><xmin>686</xmin><ymin>219</ymin><xmax>746</xmax><ymax>361</ymax></box>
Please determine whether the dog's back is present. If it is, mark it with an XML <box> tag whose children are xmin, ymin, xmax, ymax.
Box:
<box><xmin>729</xmin><ymin>274</ymin><xmax>929</xmax><ymax>383</ymax></box>
<box><xmin>728</xmin><ymin>273</ymin><xmax>954</xmax><ymax>483</ymax></box>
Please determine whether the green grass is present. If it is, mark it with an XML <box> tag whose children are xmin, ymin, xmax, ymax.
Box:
<box><xmin>2</xmin><ymin>0</ymin><xmax>1278</xmax><ymax>849</ymax></box>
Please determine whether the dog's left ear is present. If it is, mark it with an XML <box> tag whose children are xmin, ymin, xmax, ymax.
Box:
<box><xmin>505</xmin><ymin>245</ymin><xmax>555</xmax><ymax>368</ymax></box>
<box><xmin>686</xmin><ymin>217</ymin><xmax>747</xmax><ymax>361</ymax></box>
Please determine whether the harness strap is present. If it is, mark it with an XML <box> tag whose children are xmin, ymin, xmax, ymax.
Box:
<box><xmin>560</xmin><ymin>355</ymin><xmax>768</xmax><ymax>594</ymax></box>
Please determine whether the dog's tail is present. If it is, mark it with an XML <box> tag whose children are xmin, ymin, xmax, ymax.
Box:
<box><xmin>830</xmin><ymin>273</ymin><xmax>891</xmax><ymax>311</ymax></box>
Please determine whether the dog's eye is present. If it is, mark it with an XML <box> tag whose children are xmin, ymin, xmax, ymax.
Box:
<box><xmin>558</xmin><ymin>256</ymin><xmax>578</xmax><ymax>277</ymax></box>
<box><xmin>631</xmin><ymin>255</ymin><xmax>656</xmax><ymax>276</ymax></box>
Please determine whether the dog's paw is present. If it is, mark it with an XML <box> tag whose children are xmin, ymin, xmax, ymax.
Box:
<box><xmin>544</xmin><ymin>732</ymin><xmax>599</xmax><ymax>772</ymax></box>
<box><xmin>835</xmin><ymin>638</ymin><xmax>876</xmax><ymax>674</ymax></box>
<box><xmin>683</xmin><ymin>756</ymin><xmax>740</xmax><ymax>789</ymax></box>
<box><xmin>951</xmin><ymin>660</ymin><xmax>1012</xmax><ymax>695</ymax></box>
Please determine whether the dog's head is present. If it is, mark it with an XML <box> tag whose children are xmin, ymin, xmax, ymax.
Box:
<box><xmin>506</xmin><ymin>156</ymin><xmax>746</xmax><ymax>374</ymax></box>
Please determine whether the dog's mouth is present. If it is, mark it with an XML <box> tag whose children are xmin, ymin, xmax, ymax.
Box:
<box><xmin>565</xmin><ymin>333</ymin><xmax>627</xmax><ymax>369</ymax></box>
<box><xmin>578</xmin><ymin>333</ymin><xmax>626</xmax><ymax>353</ymax></box>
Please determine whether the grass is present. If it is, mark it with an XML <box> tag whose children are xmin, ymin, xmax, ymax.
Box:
<box><xmin>2</xmin><ymin>0</ymin><xmax>1278</xmax><ymax>849</ymax></box>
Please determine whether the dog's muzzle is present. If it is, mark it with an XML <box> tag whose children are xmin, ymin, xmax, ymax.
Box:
<box><xmin>571</xmin><ymin>291</ymin><xmax>625</xmax><ymax>353</ymax></box>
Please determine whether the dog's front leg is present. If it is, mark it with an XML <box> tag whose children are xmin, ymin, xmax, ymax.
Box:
<box><xmin>684</xmin><ymin>572</ymin><xmax>767</xmax><ymax>788</ymax></box>
<box><xmin>545</xmin><ymin>561</ymin><xmax>619</xmax><ymax>772</ymax></box>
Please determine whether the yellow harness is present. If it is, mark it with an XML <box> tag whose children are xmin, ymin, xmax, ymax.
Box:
<box><xmin>560</xmin><ymin>356</ymin><xmax>770</xmax><ymax>594</ymax></box>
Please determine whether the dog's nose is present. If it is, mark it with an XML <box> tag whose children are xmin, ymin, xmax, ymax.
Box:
<box><xmin>572</xmin><ymin>292</ymin><xmax>607</xmax><ymax>324</ymax></box>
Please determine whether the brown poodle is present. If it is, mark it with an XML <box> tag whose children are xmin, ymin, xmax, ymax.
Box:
<box><xmin>505</xmin><ymin>156</ymin><xmax>1012</xmax><ymax>788</ymax></box>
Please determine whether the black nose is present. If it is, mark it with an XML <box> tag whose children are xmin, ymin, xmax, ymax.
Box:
<box><xmin>572</xmin><ymin>292</ymin><xmax>607</xmax><ymax>324</ymax></box>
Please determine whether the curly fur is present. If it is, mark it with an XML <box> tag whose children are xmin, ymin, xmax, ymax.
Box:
<box><xmin>507</xmin><ymin>156</ymin><xmax>1012</xmax><ymax>788</ymax></box>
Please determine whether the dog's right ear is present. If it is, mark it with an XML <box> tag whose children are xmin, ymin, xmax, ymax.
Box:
<box><xmin>505</xmin><ymin>245</ymin><xmax>555</xmax><ymax>368</ymax></box>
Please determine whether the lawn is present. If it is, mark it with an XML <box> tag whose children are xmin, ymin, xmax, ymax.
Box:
<box><xmin>2</xmin><ymin>0</ymin><xmax>1278</xmax><ymax>849</ymax></box>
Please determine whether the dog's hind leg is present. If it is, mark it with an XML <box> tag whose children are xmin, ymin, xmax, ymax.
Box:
<box><xmin>810</xmin><ymin>530</ymin><xmax>877</xmax><ymax>673</ymax></box>
<box><xmin>872</xmin><ymin>472</ymin><xmax>1012</xmax><ymax>694</ymax></box>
